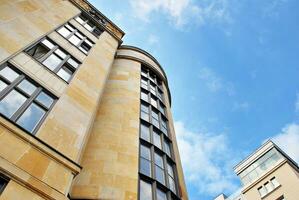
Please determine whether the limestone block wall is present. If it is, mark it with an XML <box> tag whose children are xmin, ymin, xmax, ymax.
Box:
<box><xmin>0</xmin><ymin>0</ymin><xmax>80</xmax><ymax>62</ymax></box>
<box><xmin>70</xmin><ymin>58</ymin><xmax>141</xmax><ymax>199</ymax></box>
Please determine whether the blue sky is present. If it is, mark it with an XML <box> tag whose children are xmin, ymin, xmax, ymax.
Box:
<box><xmin>90</xmin><ymin>0</ymin><xmax>299</xmax><ymax>199</ymax></box>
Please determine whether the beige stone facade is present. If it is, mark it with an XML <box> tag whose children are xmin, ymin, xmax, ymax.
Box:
<box><xmin>214</xmin><ymin>140</ymin><xmax>299</xmax><ymax>200</ymax></box>
<box><xmin>0</xmin><ymin>1</ymin><xmax>188</xmax><ymax>200</ymax></box>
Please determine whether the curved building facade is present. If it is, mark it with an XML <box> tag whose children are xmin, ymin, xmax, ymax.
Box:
<box><xmin>0</xmin><ymin>0</ymin><xmax>188</xmax><ymax>200</ymax></box>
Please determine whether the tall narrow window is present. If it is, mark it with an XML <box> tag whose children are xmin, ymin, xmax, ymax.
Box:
<box><xmin>57</xmin><ymin>23</ymin><xmax>94</xmax><ymax>54</ymax></box>
<box><xmin>155</xmin><ymin>152</ymin><xmax>165</xmax><ymax>184</ymax></box>
<box><xmin>164</xmin><ymin>140</ymin><xmax>171</xmax><ymax>157</ymax></box>
<box><xmin>270</xmin><ymin>177</ymin><xmax>280</xmax><ymax>188</ymax></box>
<box><xmin>167</xmin><ymin>163</ymin><xmax>176</xmax><ymax>193</ymax></box>
<box><xmin>153</xmin><ymin>129</ymin><xmax>162</xmax><ymax>149</ymax></box>
<box><xmin>161</xmin><ymin>117</ymin><xmax>168</xmax><ymax>135</ymax></box>
<box><xmin>140</xmin><ymin>144</ymin><xmax>152</xmax><ymax>177</ymax></box>
<box><xmin>150</xmin><ymin>83</ymin><xmax>156</xmax><ymax>95</ymax></box>
<box><xmin>140</xmin><ymin>123</ymin><xmax>150</xmax><ymax>142</ymax></box>
<box><xmin>139</xmin><ymin>180</ymin><xmax>152</xmax><ymax>200</ymax></box>
<box><xmin>0</xmin><ymin>64</ymin><xmax>56</xmax><ymax>134</ymax></box>
<box><xmin>151</xmin><ymin>109</ymin><xmax>160</xmax><ymax>128</ymax></box>
<box><xmin>141</xmin><ymin>89</ymin><xmax>149</xmax><ymax>102</ymax></box>
<box><xmin>141</xmin><ymin>103</ymin><xmax>149</xmax><ymax>121</ymax></box>
<box><xmin>75</xmin><ymin>15</ymin><xmax>103</xmax><ymax>37</ymax></box>
<box><xmin>258</xmin><ymin>186</ymin><xmax>267</xmax><ymax>197</ymax></box>
<box><xmin>27</xmin><ymin>38</ymin><xmax>80</xmax><ymax>82</ymax></box>
<box><xmin>141</xmin><ymin>77</ymin><xmax>148</xmax><ymax>90</ymax></box>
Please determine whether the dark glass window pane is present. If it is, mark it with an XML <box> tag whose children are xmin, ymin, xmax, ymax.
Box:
<box><xmin>157</xmin><ymin>188</ymin><xmax>167</xmax><ymax>200</ymax></box>
<box><xmin>141</xmin><ymin>112</ymin><xmax>149</xmax><ymax>121</ymax></box>
<box><xmin>141</xmin><ymin>69</ymin><xmax>148</xmax><ymax>77</ymax></box>
<box><xmin>149</xmin><ymin>74</ymin><xmax>155</xmax><ymax>83</ymax></box>
<box><xmin>167</xmin><ymin>163</ymin><xmax>174</xmax><ymax>177</ymax></box>
<box><xmin>139</xmin><ymin>180</ymin><xmax>152</xmax><ymax>200</ymax></box>
<box><xmin>155</xmin><ymin>166</ymin><xmax>165</xmax><ymax>184</ymax></box>
<box><xmin>151</xmin><ymin>97</ymin><xmax>157</xmax><ymax>108</ymax></box>
<box><xmin>17</xmin><ymin>79</ymin><xmax>36</xmax><ymax>95</ymax></box>
<box><xmin>150</xmin><ymin>83</ymin><xmax>156</xmax><ymax>95</ymax></box>
<box><xmin>140</xmin><ymin>145</ymin><xmax>151</xmax><ymax>160</ymax></box>
<box><xmin>0</xmin><ymin>80</ymin><xmax>8</xmax><ymax>92</ymax></box>
<box><xmin>42</xmin><ymin>54</ymin><xmax>62</xmax><ymax>71</ymax></box>
<box><xmin>79</xmin><ymin>40</ymin><xmax>92</xmax><ymax>53</ymax></box>
<box><xmin>169</xmin><ymin>177</ymin><xmax>176</xmax><ymax>193</ymax></box>
<box><xmin>155</xmin><ymin>153</ymin><xmax>164</xmax><ymax>168</ymax></box>
<box><xmin>93</xmin><ymin>27</ymin><xmax>102</xmax><ymax>36</ymax></box>
<box><xmin>0</xmin><ymin>176</ymin><xmax>8</xmax><ymax>194</ymax></box>
<box><xmin>17</xmin><ymin>103</ymin><xmax>45</xmax><ymax>133</ymax></box>
<box><xmin>159</xmin><ymin>104</ymin><xmax>165</xmax><ymax>115</ymax></box>
<box><xmin>140</xmin><ymin>158</ymin><xmax>151</xmax><ymax>177</ymax></box>
<box><xmin>140</xmin><ymin>123</ymin><xmax>150</xmax><ymax>142</ymax></box>
<box><xmin>57</xmin><ymin>66</ymin><xmax>72</xmax><ymax>82</ymax></box>
<box><xmin>0</xmin><ymin>67</ymin><xmax>19</xmax><ymax>82</ymax></box>
<box><xmin>36</xmin><ymin>92</ymin><xmax>54</xmax><ymax>108</ymax></box>
<box><xmin>0</xmin><ymin>90</ymin><xmax>27</xmax><ymax>118</ymax></box>
<box><xmin>141</xmin><ymin>90</ymin><xmax>148</xmax><ymax>102</ymax></box>
<box><xmin>141</xmin><ymin>103</ymin><xmax>149</xmax><ymax>113</ymax></box>
<box><xmin>27</xmin><ymin>44</ymin><xmax>49</xmax><ymax>60</ymax></box>
<box><xmin>164</xmin><ymin>141</ymin><xmax>171</xmax><ymax>157</ymax></box>
<box><xmin>153</xmin><ymin>131</ymin><xmax>162</xmax><ymax>149</ymax></box>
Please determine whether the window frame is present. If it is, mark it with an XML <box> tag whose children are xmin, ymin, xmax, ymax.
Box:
<box><xmin>25</xmin><ymin>38</ymin><xmax>81</xmax><ymax>83</ymax></box>
<box><xmin>56</xmin><ymin>23</ymin><xmax>94</xmax><ymax>55</ymax></box>
<box><xmin>75</xmin><ymin>14</ymin><xmax>103</xmax><ymax>38</ymax></box>
<box><xmin>0</xmin><ymin>63</ymin><xmax>57</xmax><ymax>135</ymax></box>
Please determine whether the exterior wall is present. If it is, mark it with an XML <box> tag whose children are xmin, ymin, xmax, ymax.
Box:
<box><xmin>70</xmin><ymin>58</ymin><xmax>141</xmax><ymax>199</ymax></box>
<box><xmin>0</xmin><ymin>0</ymin><xmax>119</xmax><ymax>199</ymax></box>
<box><xmin>243</xmin><ymin>161</ymin><xmax>299</xmax><ymax>200</ymax></box>
<box><xmin>0</xmin><ymin>0</ymin><xmax>80</xmax><ymax>62</ymax></box>
<box><xmin>162</xmin><ymin>82</ymin><xmax>188</xmax><ymax>200</ymax></box>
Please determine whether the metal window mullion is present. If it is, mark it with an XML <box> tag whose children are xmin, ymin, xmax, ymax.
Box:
<box><xmin>0</xmin><ymin>75</ymin><xmax>24</xmax><ymax>101</ymax></box>
<box><xmin>11</xmin><ymin>87</ymin><xmax>42</xmax><ymax>121</ymax></box>
<box><xmin>163</xmin><ymin>154</ymin><xmax>169</xmax><ymax>189</ymax></box>
<box><xmin>66</xmin><ymin>30</ymin><xmax>76</xmax><ymax>40</ymax></box>
<box><xmin>151</xmin><ymin>145</ymin><xmax>155</xmax><ymax>180</ymax></box>
<box><xmin>39</xmin><ymin>46</ymin><xmax>59</xmax><ymax>62</ymax></box>
<box><xmin>77</xmin><ymin>37</ymin><xmax>86</xmax><ymax>47</ymax></box>
<box><xmin>153</xmin><ymin>181</ymin><xmax>157</xmax><ymax>200</ymax></box>
<box><xmin>53</xmin><ymin>55</ymin><xmax>70</xmax><ymax>73</ymax></box>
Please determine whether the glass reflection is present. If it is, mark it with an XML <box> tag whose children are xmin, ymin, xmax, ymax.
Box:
<box><xmin>0</xmin><ymin>80</ymin><xmax>7</xmax><ymax>92</ymax></box>
<box><xmin>17</xmin><ymin>103</ymin><xmax>45</xmax><ymax>133</ymax></box>
<box><xmin>157</xmin><ymin>188</ymin><xmax>167</xmax><ymax>200</ymax></box>
<box><xmin>57</xmin><ymin>66</ymin><xmax>72</xmax><ymax>81</ymax></box>
<box><xmin>36</xmin><ymin>92</ymin><xmax>54</xmax><ymax>108</ymax></box>
<box><xmin>18</xmin><ymin>79</ymin><xmax>36</xmax><ymax>95</ymax></box>
<box><xmin>42</xmin><ymin>54</ymin><xmax>62</xmax><ymax>70</ymax></box>
<box><xmin>58</xmin><ymin>27</ymin><xmax>71</xmax><ymax>38</ymax></box>
<box><xmin>0</xmin><ymin>67</ymin><xmax>19</xmax><ymax>82</ymax></box>
<box><xmin>139</xmin><ymin>180</ymin><xmax>152</xmax><ymax>200</ymax></box>
<box><xmin>0</xmin><ymin>90</ymin><xmax>27</xmax><ymax>118</ymax></box>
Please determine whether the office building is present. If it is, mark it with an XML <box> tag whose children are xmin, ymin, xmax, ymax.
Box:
<box><xmin>0</xmin><ymin>0</ymin><xmax>188</xmax><ymax>199</ymax></box>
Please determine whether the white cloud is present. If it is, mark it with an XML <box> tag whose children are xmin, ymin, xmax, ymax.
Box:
<box><xmin>129</xmin><ymin>0</ymin><xmax>232</xmax><ymax>28</ymax></box>
<box><xmin>147</xmin><ymin>34</ymin><xmax>159</xmax><ymax>45</ymax></box>
<box><xmin>198</xmin><ymin>67</ymin><xmax>235</xmax><ymax>96</ymax></box>
<box><xmin>271</xmin><ymin>123</ymin><xmax>299</xmax><ymax>163</ymax></box>
<box><xmin>175</xmin><ymin>121</ymin><xmax>239</xmax><ymax>195</ymax></box>
<box><xmin>232</xmin><ymin>101</ymin><xmax>250</xmax><ymax>111</ymax></box>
